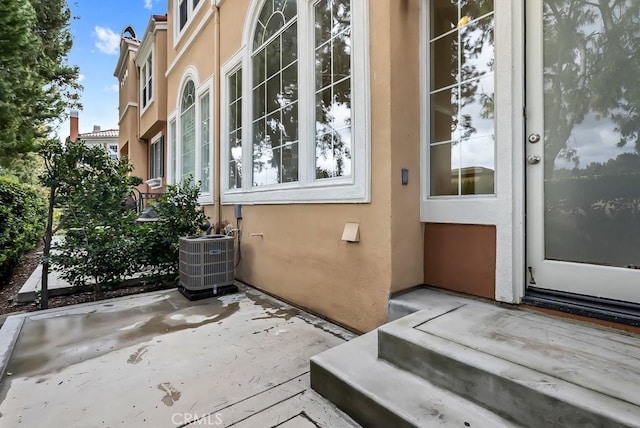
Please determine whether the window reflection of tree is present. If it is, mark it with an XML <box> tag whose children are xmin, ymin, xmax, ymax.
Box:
<box><xmin>430</xmin><ymin>0</ymin><xmax>495</xmax><ymax>195</ymax></box>
<box><xmin>542</xmin><ymin>0</ymin><xmax>640</xmax><ymax>267</ymax></box>
<box><xmin>252</xmin><ymin>0</ymin><xmax>298</xmax><ymax>186</ymax></box>
<box><xmin>315</xmin><ymin>0</ymin><xmax>352</xmax><ymax>179</ymax></box>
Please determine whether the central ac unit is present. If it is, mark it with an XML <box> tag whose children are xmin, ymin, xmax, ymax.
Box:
<box><xmin>178</xmin><ymin>235</ymin><xmax>236</xmax><ymax>299</ymax></box>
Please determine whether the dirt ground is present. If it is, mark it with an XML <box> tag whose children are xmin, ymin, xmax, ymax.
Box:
<box><xmin>0</xmin><ymin>242</ymin><xmax>175</xmax><ymax>316</ymax></box>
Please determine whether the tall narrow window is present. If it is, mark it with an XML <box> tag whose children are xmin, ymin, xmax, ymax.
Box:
<box><xmin>169</xmin><ymin>120</ymin><xmax>177</xmax><ymax>182</ymax></box>
<box><xmin>179</xmin><ymin>0</ymin><xmax>188</xmax><ymax>31</ymax></box>
<box><xmin>200</xmin><ymin>93</ymin><xmax>211</xmax><ymax>193</ymax></box>
<box><xmin>150</xmin><ymin>136</ymin><xmax>164</xmax><ymax>180</ymax></box>
<box><xmin>252</xmin><ymin>0</ymin><xmax>299</xmax><ymax>186</ymax></box>
<box><xmin>181</xmin><ymin>81</ymin><xmax>196</xmax><ymax>180</ymax></box>
<box><xmin>429</xmin><ymin>1</ymin><xmax>495</xmax><ymax>196</ymax></box>
<box><xmin>228</xmin><ymin>68</ymin><xmax>243</xmax><ymax>189</ymax></box>
<box><xmin>147</xmin><ymin>55</ymin><xmax>153</xmax><ymax>101</ymax></box>
<box><xmin>315</xmin><ymin>0</ymin><xmax>352</xmax><ymax>179</ymax></box>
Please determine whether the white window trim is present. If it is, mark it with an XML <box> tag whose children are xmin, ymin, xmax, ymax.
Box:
<box><xmin>173</xmin><ymin>0</ymin><xmax>207</xmax><ymax>48</ymax></box>
<box><xmin>140</xmin><ymin>50</ymin><xmax>154</xmax><ymax>113</ymax></box>
<box><xmin>136</xmin><ymin>38</ymin><xmax>155</xmax><ymax>115</ymax></box>
<box><xmin>167</xmin><ymin>114</ymin><xmax>178</xmax><ymax>186</ymax></box>
<box><xmin>167</xmin><ymin>67</ymin><xmax>215</xmax><ymax>205</ymax></box>
<box><xmin>149</xmin><ymin>131</ymin><xmax>164</xmax><ymax>183</ymax></box>
<box><xmin>418</xmin><ymin>0</ymin><xmax>526</xmax><ymax>304</ymax></box>
<box><xmin>221</xmin><ymin>0</ymin><xmax>371</xmax><ymax>205</ymax></box>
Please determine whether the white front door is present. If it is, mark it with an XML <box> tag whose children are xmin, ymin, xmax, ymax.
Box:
<box><xmin>526</xmin><ymin>0</ymin><xmax>640</xmax><ymax>304</ymax></box>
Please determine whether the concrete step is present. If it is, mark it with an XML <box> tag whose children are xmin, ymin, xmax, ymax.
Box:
<box><xmin>379</xmin><ymin>290</ymin><xmax>640</xmax><ymax>427</ymax></box>
<box><xmin>310</xmin><ymin>331</ymin><xmax>520</xmax><ymax>428</ymax></box>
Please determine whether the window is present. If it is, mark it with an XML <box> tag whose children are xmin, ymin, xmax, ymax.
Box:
<box><xmin>180</xmin><ymin>81</ymin><xmax>196</xmax><ymax>180</ymax></box>
<box><xmin>169</xmin><ymin>77</ymin><xmax>214</xmax><ymax>203</ymax></box>
<box><xmin>428</xmin><ymin>1</ymin><xmax>495</xmax><ymax>196</ymax></box>
<box><xmin>222</xmin><ymin>0</ymin><xmax>369</xmax><ymax>203</ymax></box>
<box><xmin>150</xmin><ymin>136</ymin><xmax>164</xmax><ymax>180</ymax></box>
<box><xmin>176</xmin><ymin>0</ymin><xmax>204</xmax><ymax>36</ymax></box>
<box><xmin>252</xmin><ymin>0</ymin><xmax>298</xmax><ymax>186</ymax></box>
<box><xmin>141</xmin><ymin>53</ymin><xmax>153</xmax><ymax>108</ymax></box>
<box><xmin>200</xmin><ymin>93</ymin><xmax>211</xmax><ymax>194</ymax></box>
<box><xmin>228</xmin><ymin>68</ymin><xmax>243</xmax><ymax>189</ymax></box>
<box><xmin>169</xmin><ymin>120</ymin><xmax>177</xmax><ymax>183</ymax></box>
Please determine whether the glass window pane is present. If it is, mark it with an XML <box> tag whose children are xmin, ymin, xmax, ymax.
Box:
<box><xmin>252</xmin><ymin>50</ymin><xmax>266</xmax><ymax>87</ymax></box>
<box><xmin>430</xmin><ymin>0</ymin><xmax>456</xmax><ymax>39</ymax></box>
<box><xmin>266</xmin><ymin>74</ymin><xmax>281</xmax><ymax>115</ymax></box>
<box><xmin>431</xmin><ymin>31</ymin><xmax>458</xmax><ymax>91</ymax></box>
<box><xmin>282</xmin><ymin>101</ymin><xmax>298</xmax><ymax>142</ymax></box>
<box><xmin>253</xmin><ymin>83</ymin><xmax>266</xmax><ymax>119</ymax></box>
<box><xmin>265</xmin><ymin>37</ymin><xmax>281</xmax><ymax>79</ymax></box>
<box><xmin>332</xmin><ymin>27</ymin><xmax>351</xmax><ymax>81</ymax></box>
<box><xmin>281</xmin><ymin>142</ymin><xmax>298</xmax><ymax>183</ymax></box>
<box><xmin>281</xmin><ymin>62</ymin><xmax>298</xmax><ymax>106</ymax></box>
<box><xmin>179</xmin><ymin>0</ymin><xmax>188</xmax><ymax>30</ymax></box>
<box><xmin>315</xmin><ymin>0</ymin><xmax>332</xmax><ymax>47</ymax></box>
<box><xmin>461</xmin><ymin>0</ymin><xmax>494</xmax><ymax>21</ymax></box>
<box><xmin>430</xmin><ymin>88</ymin><xmax>458</xmax><ymax>143</ymax></box>
<box><xmin>315</xmin><ymin>43</ymin><xmax>332</xmax><ymax>90</ymax></box>
<box><xmin>267</xmin><ymin>111</ymin><xmax>282</xmax><ymax>149</ymax></box>
<box><xmin>282</xmin><ymin>23</ymin><xmax>297</xmax><ymax>68</ymax></box>
<box><xmin>170</xmin><ymin>121</ymin><xmax>176</xmax><ymax>182</ymax></box>
<box><xmin>181</xmin><ymin>106</ymin><xmax>196</xmax><ymax>179</ymax></box>
<box><xmin>461</xmin><ymin>15</ymin><xmax>494</xmax><ymax>81</ymax></box>
<box><xmin>200</xmin><ymin>94</ymin><xmax>210</xmax><ymax>193</ymax></box>
<box><xmin>459</xmin><ymin>74</ymin><xmax>494</xmax><ymax>140</ymax></box>
<box><xmin>264</xmin><ymin>13</ymin><xmax>285</xmax><ymax>42</ymax></box>
<box><xmin>460</xmin><ymin>135</ymin><xmax>494</xmax><ymax>195</ymax></box>
<box><xmin>430</xmin><ymin>142</ymin><xmax>459</xmax><ymax>196</ymax></box>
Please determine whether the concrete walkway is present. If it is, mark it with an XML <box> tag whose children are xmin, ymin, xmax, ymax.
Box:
<box><xmin>0</xmin><ymin>284</ymin><xmax>358</xmax><ymax>427</ymax></box>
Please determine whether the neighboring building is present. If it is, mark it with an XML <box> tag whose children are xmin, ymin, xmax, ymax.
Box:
<box><xmin>67</xmin><ymin>110</ymin><xmax>119</xmax><ymax>160</ymax></box>
<box><xmin>116</xmin><ymin>1</ymin><xmax>640</xmax><ymax>334</ymax></box>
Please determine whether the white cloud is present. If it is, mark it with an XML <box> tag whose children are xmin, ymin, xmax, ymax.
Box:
<box><xmin>144</xmin><ymin>0</ymin><xmax>153</xmax><ymax>9</ymax></box>
<box><xmin>78</xmin><ymin>74</ymin><xmax>85</xmax><ymax>83</ymax></box>
<box><xmin>94</xmin><ymin>26</ymin><xmax>120</xmax><ymax>55</ymax></box>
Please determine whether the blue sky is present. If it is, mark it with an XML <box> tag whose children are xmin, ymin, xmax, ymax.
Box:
<box><xmin>57</xmin><ymin>0</ymin><xmax>167</xmax><ymax>141</ymax></box>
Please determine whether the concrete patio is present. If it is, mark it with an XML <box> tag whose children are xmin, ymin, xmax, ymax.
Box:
<box><xmin>0</xmin><ymin>284</ymin><xmax>358</xmax><ymax>427</ymax></box>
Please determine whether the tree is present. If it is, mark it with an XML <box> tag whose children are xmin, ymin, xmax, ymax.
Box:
<box><xmin>39</xmin><ymin>139</ymin><xmax>135</xmax><ymax>308</ymax></box>
<box><xmin>0</xmin><ymin>0</ymin><xmax>80</xmax><ymax>171</ymax></box>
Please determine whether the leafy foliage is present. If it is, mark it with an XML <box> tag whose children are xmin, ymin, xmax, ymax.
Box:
<box><xmin>0</xmin><ymin>0</ymin><xmax>80</xmax><ymax>170</ymax></box>
<box><xmin>136</xmin><ymin>177</ymin><xmax>207</xmax><ymax>276</ymax></box>
<box><xmin>0</xmin><ymin>176</ymin><xmax>46</xmax><ymax>280</ymax></box>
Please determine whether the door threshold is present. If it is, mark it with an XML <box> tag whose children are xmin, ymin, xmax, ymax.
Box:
<box><xmin>523</xmin><ymin>287</ymin><xmax>640</xmax><ymax>327</ymax></box>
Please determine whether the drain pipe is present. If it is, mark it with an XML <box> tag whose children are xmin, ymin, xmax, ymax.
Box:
<box><xmin>213</xmin><ymin>0</ymin><xmax>222</xmax><ymax>225</ymax></box>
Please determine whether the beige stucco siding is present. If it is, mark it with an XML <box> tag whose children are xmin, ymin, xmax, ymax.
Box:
<box><xmin>388</xmin><ymin>0</ymin><xmax>424</xmax><ymax>292</ymax></box>
<box><xmin>213</xmin><ymin>0</ymin><xmax>424</xmax><ymax>333</ymax></box>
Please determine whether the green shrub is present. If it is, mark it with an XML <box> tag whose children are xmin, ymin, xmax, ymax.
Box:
<box><xmin>0</xmin><ymin>176</ymin><xmax>46</xmax><ymax>279</ymax></box>
<box><xmin>137</xmin><ymin>176</ymin><xmax>207</xmax><ymax>276</ymax></box>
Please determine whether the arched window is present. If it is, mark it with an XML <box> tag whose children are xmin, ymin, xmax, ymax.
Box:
<box><xmin>222</xmin><ymin>0</ymin><xmax>369</xmax><ymax>203</ymax></box>
<box><xmin>251</xmin><ymin>0</ymin><xmax>299</xmax><ymax>186</ymax></box>
<box><xmin>181</xmin><ymin>80</ymin><xmax>196</xmax><ymax>179</ymax></box>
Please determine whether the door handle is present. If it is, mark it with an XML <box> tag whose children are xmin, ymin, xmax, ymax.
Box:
<box><xmin>527</xmin><ymin>154</ymin><xmax>541</xmax><ymax>164</ymax></box>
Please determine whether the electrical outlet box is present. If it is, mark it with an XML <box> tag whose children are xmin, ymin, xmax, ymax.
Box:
<box><xmin>234</xmin><ymin>204</ymin><xmax>242</xmax><ymax>219</ymax></box>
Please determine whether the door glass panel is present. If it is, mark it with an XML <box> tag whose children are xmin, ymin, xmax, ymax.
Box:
<box><xmin>543</xmin><ymin>0</ymin><xmax>640</xmax><ymax>268</ymax></box>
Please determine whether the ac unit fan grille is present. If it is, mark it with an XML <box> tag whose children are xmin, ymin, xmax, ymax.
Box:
<box><xmin>179</xmin><ymin>235</ymin><xmax>235</xmax><ymax>291</ymax></box>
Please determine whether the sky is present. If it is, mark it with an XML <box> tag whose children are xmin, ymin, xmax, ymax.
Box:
<box><xmin>57</xmin><ymin>0</ymin><xmax>167</xmax><ymax>141</ymax></box>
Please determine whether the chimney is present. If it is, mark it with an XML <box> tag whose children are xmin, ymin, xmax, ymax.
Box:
<box><xmin>70</xmin><ymin>110</ymin><xmax>79</xmax><ymax>142</ymax></box>
<box><xmin>93</xmin><ymin>125</ymin><xmax>101</xmax><ymax>133</ymax></box>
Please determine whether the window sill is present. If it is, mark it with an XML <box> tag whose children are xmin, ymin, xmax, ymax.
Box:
<box><xmin>222</xmin><ymin>182</ymin><xmax>369</xmax><ymax>205</ymax></box>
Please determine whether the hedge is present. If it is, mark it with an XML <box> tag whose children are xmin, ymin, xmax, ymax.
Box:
<box><xmin>0</xmin><ymin>176</ymin><xmax>47</xmax><ymax>280</ymax></box>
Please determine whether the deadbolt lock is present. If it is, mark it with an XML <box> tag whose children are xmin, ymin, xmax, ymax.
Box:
<box><xmin>528</xmin><ymin>133</ymin><xmax>541</xmax><ymax>144</ymax></box>
<box><xmin>527</xmin><ymin>154</ymin><xmax>541</xmax><ymax>164</ymax></box>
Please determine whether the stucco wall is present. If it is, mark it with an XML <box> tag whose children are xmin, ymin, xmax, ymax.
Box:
<box><xmin>214</xmin><ymin>0</ymin><xmax>413</xmax><ymax>333</ymax></box>
<box><xmin>140</xmin><ymin>29</ymin><xmax>168</xmax><ymax>140</ymax></box>
<box><xmin>388</xmin><ymin>0</ymin><xmax>424</xmax><ymax>293</ymax></box>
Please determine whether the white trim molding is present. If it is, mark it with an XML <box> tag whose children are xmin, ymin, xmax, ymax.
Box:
<box><xmin>419</xmin><ymin>0</ymin><xmax>525</xmax><ymax>304</ymax></box>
